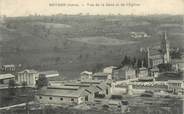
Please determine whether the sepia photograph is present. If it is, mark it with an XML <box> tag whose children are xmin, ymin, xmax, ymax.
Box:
<box><xmin>0</xmin><ymin>0</ymin><xmax>184</xmax><ymax>114</ymax></box>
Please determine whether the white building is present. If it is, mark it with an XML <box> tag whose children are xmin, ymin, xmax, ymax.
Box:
<box><xmin>103</xmin><ymin>66</ymin><xmax>117</xmax><ymax>74</ymax></box>
<box><xmin>138</xmin><ymin>67</ymin><xmax>148</xmax><ymax>78</ymax></box>
<box><xmin>17</xmin><ymin>69</ymin><xmax>39</xmax><ymax>86</ymax></box>
<box><xmin>80</xmin><ymin>71</ymin><xmax>93</xmax><ymax>81</ymax></box>
<box><xmin>167</xmin><ymin>80</ymin><xmax>184</xmax><ymax>91</ymax></box>
<box><xmin>1</xmin><ymin>64</ymin><xmax>15</xmax><ymax>72</ymax></box>
<box><xmin>0</xmin><ymin>74</ymin><xmax>15</xmax><ymax>84</ymax></box>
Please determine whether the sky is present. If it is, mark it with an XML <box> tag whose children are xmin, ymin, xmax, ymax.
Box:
<box><xmin>1</xmin><ymin>0</ymin><xmax>184</xmax><ymax>17</ymax></box>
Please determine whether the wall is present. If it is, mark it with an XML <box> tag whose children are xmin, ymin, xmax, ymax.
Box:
<box><xmin>35</xmin><ymin>95</ymin><xmax>85</xmax><ymax>105</ymax></box>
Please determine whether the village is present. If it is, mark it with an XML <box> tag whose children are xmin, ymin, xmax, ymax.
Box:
<box><xmin>0</xmin><ymin>32</ymin><xmax>184</xmax><ymax>114</ymax></box>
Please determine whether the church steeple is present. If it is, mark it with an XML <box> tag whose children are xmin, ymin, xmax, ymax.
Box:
<box><xmin>161</xmin><ymin>31</ymin><xmax>170</xmax><ymax>63</ymax></box>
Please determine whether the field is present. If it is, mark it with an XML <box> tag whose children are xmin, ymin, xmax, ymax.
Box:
<box><xmin>0</xmin><ymin>15</ymin><xmax>184</xmax><ymax>79</ymax></box>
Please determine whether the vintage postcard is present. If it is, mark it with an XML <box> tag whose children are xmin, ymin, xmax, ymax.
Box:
<box><xmin>0</xmin><ymin>0</ymin><xmax>184</xmax><ymax>114</ymax></box>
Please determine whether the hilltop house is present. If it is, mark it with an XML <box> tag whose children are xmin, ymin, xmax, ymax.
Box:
<box><xmin>17</xmin><ymin>69</ymin><xmax>39</xmax><ymax>86</ymax></box>
<box><xmin>35</xmin><ymin>86</ymin><xmax>92</xmax><ymax>105</ymax></box>
<box><xmin>130</xmin><ymin>32</ymin><xmax>150</xmax><ymax>39</ymax></box>
<box><xmin>112</xmin><ymin>66</ymin><xmax>136</xmax><ymax>80</ymax></box>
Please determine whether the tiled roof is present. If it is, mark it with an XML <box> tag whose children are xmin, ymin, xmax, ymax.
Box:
<box><xmin>37</xmin><ymin>87</ymin><xmax>89</xmax><ymax>98</ymax></box>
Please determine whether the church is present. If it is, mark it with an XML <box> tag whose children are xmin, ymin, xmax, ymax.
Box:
<box><xmin>146</xmin><ymin>32</ymin><xmax>170</xmax><ymax>68</ymax></box>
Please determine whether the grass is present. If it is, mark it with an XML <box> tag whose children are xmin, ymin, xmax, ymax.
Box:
<box><xmin>0</xmin><ymin>15</ymin><xmax>183</xmax><ymax>79</ymax></box>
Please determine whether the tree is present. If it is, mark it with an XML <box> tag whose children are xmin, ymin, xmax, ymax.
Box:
<box><xmin>158</xmin><ymin>63</ymin><xmax>172</xmax><ymax>72</ymax></box>
<box><xmin>36</xmin><ymin>76</ymin><xmax>49</xmax><ymax>89</ymax></box>
<box><xmin>8</xmin><ymin>79</ymin><xmax>16</xmax><ymax>88</ymax></box>
<box><xmin>21</xmin><ymin>81</ymin><xmax>28</xmax><ymax>92</ymax></box>
<box><xmin>8</xmin><ymin>79</ymin><xmax>16</xmax><ymax>96</ymax></box>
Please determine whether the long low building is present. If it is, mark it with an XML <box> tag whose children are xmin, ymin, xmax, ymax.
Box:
<box><xmin>39</xmin><ymin>71</ymin><xmax>60</xmax><ymax>78</ymax></box>
<box><xmin>35</xmin><ymin>86</ymin><xmax>92</xmax><ymax>105</ymax></box>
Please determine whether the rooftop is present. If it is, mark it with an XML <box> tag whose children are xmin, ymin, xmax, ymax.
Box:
<box><xmin>2</xmin><ymin>64</ymin><xmax>15</xmax><ymax>68</ymax></box>
<box><xmin>39</xmin><ymin>70</ymin><xmax>59</xmax><ymax>75</ymax></box>
<box><xmin>0</xmin><ymin>74</ymin><xmax>15</xmax><ymax>80</ymax></box>
<box><xmin>48</xmin><ymin>85</ymin><xmax>80</xmax><ymax>90</ymax></box>
<box><xmin>80</xmin><ymin>71</ymin><xmax>93</xmax><ymax>75</ymax></box>
<box><xmin>93</xmin><ymin>72</ymin><xmax>109</xmax><ymax>77</ymax></box>
<box><xmin>18</xmin><ymin>69</ymin><xmax>38</xmax><ymax>74</ymax></box>
<box><xmin>37</xmin><ymin>87</ymin><xmax>89</xmax><ymax>98</ymax></box>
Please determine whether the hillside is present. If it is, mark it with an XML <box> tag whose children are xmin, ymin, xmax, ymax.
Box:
<box><xmin>0</xmin><ymin>15</ymin><xmax>184</xmax><ymax>79</ymax></box>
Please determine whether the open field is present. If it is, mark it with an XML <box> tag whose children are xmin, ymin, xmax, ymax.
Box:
<box><xmin>0</xmin><ymin>15</ymin><xmax>184</xmax><ymax>79</ymax></box>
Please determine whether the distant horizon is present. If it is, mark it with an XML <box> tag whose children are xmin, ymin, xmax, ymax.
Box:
<box><xmin>1</xmin><ymin>13</ymin><xmax>184</xmax><ymax>18</ymax></box>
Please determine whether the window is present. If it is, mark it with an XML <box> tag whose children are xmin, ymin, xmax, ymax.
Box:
<box><xmin>49</xmin><ymin>97</ymin><xmax>52</xmax><ymax>100</ymax></box>
<box><xmin>71</xmin><ymin>98</ymin><xmax>74</xmax><ymax>101</ymax></box>
<box><xmin>39</xmin><ymin>96</ymin><xmax>42</xmax><ymax>99</ymax></box>
<box><xmin>60</xmin><ymin>98</ymin><xmax>63</xmax><ymax>101</ymax></box>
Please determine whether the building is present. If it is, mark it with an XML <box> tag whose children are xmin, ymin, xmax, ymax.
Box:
<box><xmin>39</xmin><ymin>70</ymin><xmax>60</xmax><ymax>80</ymax></box>
<box><xmin>103</xmin><ymin>66</ymin><xmax>117</xmax><ymax>74</ymax></box>
<box><xmin>146</xmin><ymin>32</ymin><xmax>170</xmax><ymax>68</ymax></box>
<box><xmin>80</xmin><ymin>71</ymin><xmax>92</xmax><ymax>81</ymax></box>
<box><xmin>17</xmin><ymin>69</ymin><xmax>39</xmax><ymax>86</ymax></box>
<box><xmin>95</xmin><ymin>83</ymin><xmax>110</xmax><ymax>98</ymax></box>
<box><xmin>171</xmin><ymin>58</ymin><xmax>184</xmax><ymax>72</ymax></box>
<box><xmin>0</xmin><ymin>74</ymin><xmax>15</xmax><ymax>84</ymax></box>
<box><xmin>138</xmin><ymin>67</ymin><xmax>148</xmax><ymax>78</ymax></box>
<box><xmin>167</xmin><ymin>80</ymin><xmax>184</xmax><ymax>93</ymax></box>
<box><xmin>35</xmin><ymin>86</ymin><xmax>92</xmax><ymax>105</ymax></box>
<box><xmin>130</xmin><ymin>32</ymin><xmax>150</xmax><ymax>39</ymax></box>
<box><xmin>1</xmin><ymin>65</ymin><xmax>16</xmax><ymax>72</ymax></box>
<box><xmin>112</xmin><ymin>66</ymin><xmax>136</xmax><ymax>80</ymax></box>
<box><xmin>150</xmin><ymin>67</ymin><xmax>159</xmax><ymax>77</ymax></box>
<box><xmin>92</xmin><ymin>72</ymin><xmax>111</xmax><ymax>81</ymax></box>
<box><xmin>147</xmin><ymin>48</ymin><xmax>164</xmax><ymax>67</ymax></box>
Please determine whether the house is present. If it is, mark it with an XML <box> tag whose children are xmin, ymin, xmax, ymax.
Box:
<box><xmin>39</xmin><ymin>71</ymin><xmax>60</xmax><ymax>80</ymax></box>
<box><xmin>148</xmin><ymin>49</ymin><xmax>164</xmax><ymax>67</ymax></box>
<box><xmin>17</xmin><ymin>69</ymin><xmax>39</xmax><ymax>86</ymax></box>
<box><xmin>92</xmin><ymin>72</ymin><xmax>111</xmax><ymax>81</ymax></box>
<box><xmin>0</xmin><ymin>74</ymin><xmax>15</xmax><ymax>84</ymax></box>
<box><xmin>167</xmin><ymin>80</ymin><xmax>184</xmax><ymax>93</ymax></box>
<box><xmin>1</xmin><ymin>64</ymin><xmax>15</xmax><ymax>72</ymax></box>
<box><xmin>103</xmin><ymin>66</ymin><xmax>117</xmax><ymax>74</ymax></box>
<box><xmin>35</xmin><ymin>86</ymin><xmax>92</xmax><ymax>105</ymax></box>
<box><xmin>130</xmin><ymin>32</ymin><xmax>150</xmax><ymax>39</ymax></box>
<box><xmin>171</xmin><ymin>58</ymin><xmax>184</xmax><ymax>72</ymax></box>
<box><xmin>80</xmin><ymin>71</ymin><xmax>92</xmax><ymax>81</ymax></box>
<box><xmin>150</xmin><ymin>67</ymin><xmax>159</xmax><ymax>77</ymax></box>
<box><xmin>138</xmin><ymin>67</ymin><xmax>148</xmax><ymax>78</ymax></box>
<box><xmin>112</xmin><ymin>66</ymin><xmax>136</xmax><ymax>80</ymax></box>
